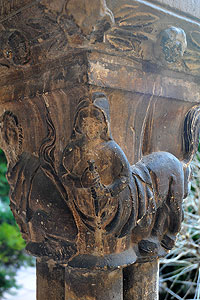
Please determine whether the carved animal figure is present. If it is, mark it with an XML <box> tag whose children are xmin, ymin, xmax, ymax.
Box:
<box><xmin>131</xmin><ymin>152</ymin><xmax>189</xmax><ymax>253</ymax></box>
<box><xmin>0</xmin><ymin>110</ymin><xmax>77</xmax><ymax>260</ymax></box>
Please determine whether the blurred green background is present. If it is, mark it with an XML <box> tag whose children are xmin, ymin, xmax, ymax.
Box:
<box><xmin>0</xmin><ymin>148</ymin><xmax>199</xmax><ymax>299</ymax></box>
<box><xmin>0</xmin><ymin>149</ymin><xmax>33</xmax><ymax>298</ymax></box>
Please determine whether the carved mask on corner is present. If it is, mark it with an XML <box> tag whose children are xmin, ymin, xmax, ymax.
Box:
<box><xmin>0</xmin><ymin>111</ymin><xmax>23</xmax><ymax>165</ymax></box>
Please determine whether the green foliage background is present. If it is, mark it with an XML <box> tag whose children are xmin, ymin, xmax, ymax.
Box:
<box><xmin>0</xmin><ymin>149</ymin><xmax>33</xmax><ymax>298</ymax></box>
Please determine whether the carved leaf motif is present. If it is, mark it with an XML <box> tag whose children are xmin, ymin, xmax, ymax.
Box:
<box><xmin>114</xmin><ymin>4</ymin><xmax>139</xmax><ymax>20</ymax></box>
<box><xmin>118</xmin><ymin>12</ymin><xmax>159</xmax><ymax>28</ymax></box>
<box><xmin>190</xmin><ymin>31</ymin><xmax>200</xmax><ymax>49</ymax></box>
<box><xmin>108</xmin><ymin>27</ymin><xmax>148</xmax><ymax>39</ymax></box>
<box><xmin>183</xmin><ymin>50</ymin><xmax>200</xmax><ymax>70</ymax></box>
<box><xmin>106</xmin><ymin>33</ymin><xmax>141</xmax><ymax>53</ymax></box>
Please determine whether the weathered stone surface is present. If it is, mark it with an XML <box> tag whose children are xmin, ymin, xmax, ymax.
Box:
<box><xmin>124</xmin><ymin>260</ymin><xmax>159</xmax><ymax>300</ymax></box>
<box><xmin>37</xmin><ymin>260</ymin><xmax>65</xmax><ymax>300</ymax></box>
<box><xmin>65</xmin><ymin>266</ymin><xmax>123</xmax><ymax>300</ymax></box>
<box><xmin>0</xmin><ymin>90</ymin><xmax>196</xmax><ymax>268</ymax></box>
<box><xmin>0</xmin><ymin>0</ymin><xmax>200</xmax><ymax>299</ymax></box>
<box><xmin>1</xmin><ymin>0</ymin><xmax>200</xmax><ymax>103</ymax></box>
<box><xmin>37</xmin><ymin>259</ymin><xmax>123</xmax><ymax>300</ymax></box>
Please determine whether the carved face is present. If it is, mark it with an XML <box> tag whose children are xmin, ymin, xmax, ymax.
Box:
<box><xmin>159</xmin><ymin>27</ymin><xmax>187</xmax><ymax>63</ymax></box>
<box><xmin>76</xmin><ymin>106</ymin><xmax>106</xmax><ymax>140</ymax></box>
<box><xmin>0</xmin><ymin>111</ymin><xmax>23</xmax><ymax>163</ymax></box>
<box><xmin>0</xmin><ymin>30</ymin><xmax>30</xmax><ymax>66</ymax></box>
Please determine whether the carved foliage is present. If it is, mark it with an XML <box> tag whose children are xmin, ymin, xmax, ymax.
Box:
<box><xmin>183</xmin><ymin>31</ymin><xmax>200</xmax><ymax>72</ymax></box>
<box><xmin>105</xmin><ymin>4</ymin><xmax>157</xmax><ymax>57</ymax></box>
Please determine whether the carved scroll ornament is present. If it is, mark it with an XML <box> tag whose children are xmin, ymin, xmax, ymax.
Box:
<box><xmin>0</xmin><ymin>92</ymin><xmax>194</xmax><ymax>269</ymax></box>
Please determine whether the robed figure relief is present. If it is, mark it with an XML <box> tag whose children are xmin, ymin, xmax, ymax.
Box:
<box><xmin>0</xmin><ymin>92</ymin><xmax>191</xmax><ymax>267</ymax></box>
<box><xmin>60</xmin><ymin>93</ymin><xmax>137</xmax><ymax>258</ymax></box>
<box><xmin>60</xmin><ymin>92</ymin><xmax>190</xmax><ymax>261</ymax></box>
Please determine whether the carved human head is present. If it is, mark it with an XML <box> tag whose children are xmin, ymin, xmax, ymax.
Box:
<box><xmin>0</xmin><ymin>30</ymin><xmax>30</xmax><ymax>66</ymax></box>
<box><xmin>73</xmin><ymin>92</ymin><xmax>111</xmax><ymax>141</ymax></box>
<box><xmin>157</xmin><ymin>26</ymin><xmax>187</xmax><ymax>63</ymax></box>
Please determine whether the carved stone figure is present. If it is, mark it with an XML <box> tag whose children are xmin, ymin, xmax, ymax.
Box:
<box><xmin>0</xmin><ymin>92</ymin><xmax>191</xmax><ymax>267</ymax></box>
<box><xmin>0</xmin><ymin>1</ymin><xmax>200</xmax><ymax>298</ymax></box>
<box><xmin>131</xmin><ymin>152</ymin><xmax>189</xmax><ymax>254</ymax></box>
<box><xmin>155</xmin><ymin>26</ymin><xmax>187</xmax><ymax>63</ymax></box>
<box><xmin>0</xmin><ymin>110</ymin><xmax>77</xmax><ymax>261</ymax></box>
<box><xmin>66</xmin><ymin>0</ymin><xmax>114</xmax><ymax>41</ymax></box>
<box><xmin>60</xmin><ymin>93</ymin><xmax>137</xmax><ymax>265</ymax></box>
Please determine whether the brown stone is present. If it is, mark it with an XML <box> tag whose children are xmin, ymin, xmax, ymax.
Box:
<box><xmin>124</xmin><ymin>260</ymin><xmax>159</xmax><ymax>300</ymax></box>
<box><xmin>0</xmin><ymin>0</ymin><xmax>200</xmax><ymax>299</ymax></box>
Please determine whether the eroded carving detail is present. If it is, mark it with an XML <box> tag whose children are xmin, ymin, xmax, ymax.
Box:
<box><xmin>0</xmin><ymin>0</ymin><xmax>33</xmax><ymax>17</ymax></box>
<box><xmin>0</xmin><ymin>110</ymin><xmax>77</xmax><ymax>261</ymax></box>
<box><xmin>0</xmin><ymin>30</ymin><xmax>31</xmax><ymax>67</ymax></box>
<box><xmin>0</xmin><ymin>93</ymin><xmax>192</xmax><ymax>268</ymax></box>
<box><xmin>65</xmin><ymin>0</ymin><xmax>114</xmax><ymax>42</ymax></box>
<box><xmin>0</xmin><ymin>111</ymin><xmax>23</xmax><ymax>164</ymax></box>
<box><xmin>131</xmin><ymin>152</ymin><xmax>188</xmax><ymax>254</ymax></box>
<box><xmin>183</xmin><ymin>105</ymin><xmax>200</xmax><ymax>164</ymax></box>
<box><xmin>155</xmin><ymin>26</ymin><xmax>187</xmax><ymax>64</ymax></box>
<box><xmin>105</xmin><ymin>4</ymin><xmax>157</xmax><ymax>57</ymax></box>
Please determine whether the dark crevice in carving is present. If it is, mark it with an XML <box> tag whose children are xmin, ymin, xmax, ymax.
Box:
<box><xmin>104</xmin><ymin>201</ymin><xmax>121</xmax><ymax>234</ymax></box>
<box><xmin>39</xmin><ymin>110</ymin><xmax>56</xmax><ymax>170</ymax></box>
<box><xmin>183</xmin><ymin>105</ymin><xmax>200</xmax><ymax>164</ymax></box>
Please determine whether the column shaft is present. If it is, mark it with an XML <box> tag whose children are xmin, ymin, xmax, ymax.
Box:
<box><xmin>123</xmin><ymin>260</ymin><xmax>159</xmax><ymax>300</ymax></box>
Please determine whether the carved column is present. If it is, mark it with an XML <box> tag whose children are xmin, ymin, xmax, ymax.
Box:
<box><xmin>0</xmin><ymin>0</ymin><xmax>200</xmax><ymax>299</ymax></box>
